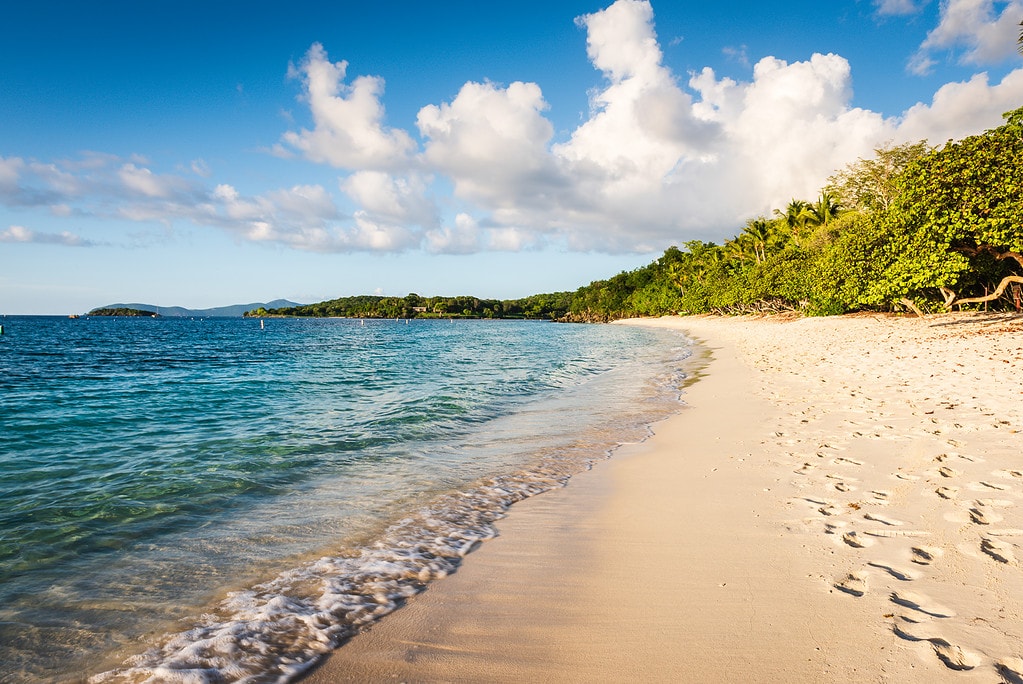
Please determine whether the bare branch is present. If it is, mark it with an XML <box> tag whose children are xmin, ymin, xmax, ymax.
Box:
<box><xmin>949</xmin><ymin>276</ymin><xmax>1023</xmax><ymax>308</ymax></box>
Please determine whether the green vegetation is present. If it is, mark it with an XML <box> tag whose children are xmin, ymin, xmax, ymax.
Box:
<box><xmin>88</xmin><ymin>307</ymin><xmax>158</xmax><ymax>317</ymax></box>
<box><xmin>252</xmin><ymin>108</ymin><xmax>1023</xmax><ymax>321</ymax></box>
<box><xmin>246</xmin><ymin>292</ymin><xmax>575</xmax><ymax>320</ymax></box>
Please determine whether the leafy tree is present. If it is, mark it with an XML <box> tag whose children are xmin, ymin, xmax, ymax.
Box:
<box><xmin>876</xmin><ymin>107</ymin><xmax>1023</xmax><ymax>310</ymax></box>
<box><xmin>826</xmin><ymin>140</ymin><xmax>930</xmax><ymax>213</ymax></box>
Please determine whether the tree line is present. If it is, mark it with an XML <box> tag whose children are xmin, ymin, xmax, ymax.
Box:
<box><xmin>251</xmin><ymin>107</ymin><xmax>1023</xmax><ymax>321</ymax></box>
<box><xmin>246</xmin><ymin>292</ymin><xmax>575</xmax><ymax>320</ymax></box>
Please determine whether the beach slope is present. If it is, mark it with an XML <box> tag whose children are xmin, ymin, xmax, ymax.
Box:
<box><xmin>303</xmin><ymin>313</ymin><xmax>1023</xmax><ymax>683</ymax></box>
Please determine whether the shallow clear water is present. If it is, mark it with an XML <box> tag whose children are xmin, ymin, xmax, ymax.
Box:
<box><xmin>0</xmin><ymin>316</ymin><xmax>690</xmax><ymax>682</ymax></box>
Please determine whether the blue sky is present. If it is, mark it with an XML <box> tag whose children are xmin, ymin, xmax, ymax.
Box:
<box><xmin>2</xmin><ymin>0</ymin><xmax>1021</xmax><ymax>314</ymax></box>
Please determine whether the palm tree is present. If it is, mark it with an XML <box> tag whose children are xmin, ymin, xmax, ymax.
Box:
<box><xmin>775</xmin><ymin>199</ymin><xmax>814</xmax><ymax>242</ymax></box>
<box><xmin>1019</xmin><ymin>19</ymin><xmax>1022</xmax><ymax>54</ymax></box>
<box><xmin>741</xmin><ymin>217</ymin><xmax>771</xmax><ymax>263</ymax></box>
<box><xmin>809</xmin><ymin>191</ymin><xmax>842</xmax><ymax>227</ymax></box>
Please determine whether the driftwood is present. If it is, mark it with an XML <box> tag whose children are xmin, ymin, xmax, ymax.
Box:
<box><xmin>942</xmin><ymin>246</ymin><xmax>1023</xmax><ymax>311</ymax></box>
<box><xmin>953</xmin><ymin>275</ymin><xmax>1023</xmax><ymax>307</ymax></box>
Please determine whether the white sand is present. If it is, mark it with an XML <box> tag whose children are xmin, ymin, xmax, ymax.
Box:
<box><xmin>302</xmin><ymin>313</ymin><xmax>1023</xmax><ymax>682</ymax></box>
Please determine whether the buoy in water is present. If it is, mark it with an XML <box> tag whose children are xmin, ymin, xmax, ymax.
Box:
<box><xmin>260</xmin><ymin>319</ymin><xmax>265</xmax><ymax>330</ymax></box>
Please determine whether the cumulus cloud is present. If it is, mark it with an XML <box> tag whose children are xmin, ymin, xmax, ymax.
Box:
<box><xmin>1</xmin><ymin>225</ymin><xmax>94</xmax><ymax>246</ymax></box>
<box><xmin>417</xmin><ymin>80</ymin><xmax>562</xmax><ymax>208</ymax></box>
<box><xmin>280</xmin><ymin>43</ymin><xmax>416</xmax><ymax>170</ymax></box>
<box><xmin>910</xmin><ymin>0</ymin><xmax>1023</xmax><ymax>74</ymax></box>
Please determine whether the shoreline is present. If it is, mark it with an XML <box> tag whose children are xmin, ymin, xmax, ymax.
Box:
<box><xmin>301</xmin><ymin>313</ymin><xmax>1023</xmax><ymax>682</ymax></box>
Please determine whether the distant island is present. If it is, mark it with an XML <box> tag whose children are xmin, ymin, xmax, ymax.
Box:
<box><xmin>88</xmin><ymin>300</ymin><xmax>301</xmax><ymax>318</ymax></box>
<box><xmin>88</xmin><ymin>307</ymin><xmax>159</xmax><ymax>317</ymax></box>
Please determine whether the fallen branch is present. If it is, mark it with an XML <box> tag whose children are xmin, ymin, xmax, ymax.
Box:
<box><xmin>900</xmin><ymin>298</ymin><xmax>926</xmax><ymax>318</ymax></box>
<box><xmin>953</xmin><ymin>275</ymin><xmax>1023</xmax><ymax>307</ymax></box>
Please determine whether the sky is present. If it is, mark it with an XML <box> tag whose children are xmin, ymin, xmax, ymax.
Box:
<box><xmin>2</xmin><ymin>0</ymin><xmax>1022</xmax><ymax>314</ymax></box>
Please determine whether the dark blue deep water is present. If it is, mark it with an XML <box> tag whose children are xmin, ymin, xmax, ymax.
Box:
<box><xmin>0</xmin><ymin>316</ymin><xmax>690</xmax><ymax>682</ymax></box>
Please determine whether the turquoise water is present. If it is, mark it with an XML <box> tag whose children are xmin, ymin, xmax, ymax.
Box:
<box><xmin>0</xmin><ymin>316</ymin><xmax>690</xmax><ymax>682</ymax></box>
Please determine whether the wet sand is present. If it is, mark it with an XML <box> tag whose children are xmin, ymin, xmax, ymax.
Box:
<box><xmin>302</xmin><ymin>313</ymin><xmax>1023</xmax><ymax>682</ymax></box>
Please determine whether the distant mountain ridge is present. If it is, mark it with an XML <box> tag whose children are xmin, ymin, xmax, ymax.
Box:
<box><xmin>93</xmin><ymin>300</ymin><xmax>301</xmax><ymax>317</ymax></box>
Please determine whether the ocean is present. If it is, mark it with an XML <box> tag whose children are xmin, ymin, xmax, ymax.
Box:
<box><xmin>0</xmin><ymin>315</ymin><xmax>691</xmax><ymax>682</ymax></box>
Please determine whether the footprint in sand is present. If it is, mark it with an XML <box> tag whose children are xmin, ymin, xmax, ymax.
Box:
<box><xmin>976</xmin><ymin>498</ymin><xmax>1014</xmax><ymax>508</ymax></box>
<box><xmin>870</xmin><ymin>490</ymin><xmax>891</xmax><ymax>502</ymax></box>
<box><xmin>930</xmin><ymin>639</ymin><xmax>982</xmax><ymax>671</ymax></box>
<box><xmin>996</xmin><ymin>657</ymin><xmax>1023</xmax><ymax>684</ymax></box>
<box><xmin>969</xmin><ymin>505</ymin><xmax>1004</xmax><ymax>525</ymax></box>
<box><xmin>980</xmin><ymin>537</ymin><xmax>1017</xmax><ymax>564</ymax></box>
<box><xmin>818</xmin><ymin>504</ymin><xmax>842</xmax><ymax>517</ymax></box>
<box><xmin>824</xmin><ymin>521</ymin><xmax>848</xmax><ymax>534</ymax></box>
<box><xmin>832</xmin><ymin>482</ymin><xmax>854</xmax><ymax>492</ymax></box>
<box><xmin>895</xmin><ymin>472</ymin><xmax>921</xmax><ymax>482</ymax></box>
<box><xmin>842</xmin><ymin>531</ymin><xmax>873</xmax><ymax>548</ymax></box>
<box><xmin>935</xmin><ymin>486</ymin><xmax>959</xmax><ymax>500</ymax></box>
<box><xmin>833</xmin><ymin>457</ymin><xmax>863</xmax><ymax>467</ymax></box>
<box><xmin>892</xmin><ymin>618</ymin><xmax>980</xmax><ymax>671</ymax></box>
<box><xmin>890</xmin><ymin>591</ymin><xmax>955</xmax><ymax>618</ymax></box>
<box><xmin>979</xmin><ymin>480</ymin><xmax>1009</xmax><ymax>491</ymax></box>
<box><xmin>834</xmin><ymin>570</ymin><xmax>868</xmax><ymax>596</ymax></box>
<box><xmin>867</xmin><ymin>561</ymin><xmax>919</xmax><ymax>581</ymax></box>
<box><xmin>910</xmin><ymin>545</ymin><xmax>944</xmax><ymax>565</ymax></box>
<box><xmin>938</xmin><ymin>466</ymin><xmax>960</xmax><ymax>478</ymax></box>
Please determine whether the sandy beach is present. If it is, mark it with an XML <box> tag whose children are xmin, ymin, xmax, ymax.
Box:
<box><xmin>302</xmin><ymin>313</ymin><xmax>1023</xmax><ymax>683</ymax></box>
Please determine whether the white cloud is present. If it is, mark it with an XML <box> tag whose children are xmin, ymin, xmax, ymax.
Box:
<box><xmin>911</xmin><ymin>0</ymin><xmax>1023</xmax><ymax>73</ymax></box>
<box><xmin>895</xmin><ymin>68</ymin><xmax>1023</xmax><ymax>141</ymax></box>
<box><xmin>348</xmin><ymin>213</ymin><xmax>420</xmax><ymax>251</ymax></box>
<box><xmin>280</xmin><ymin>43</ymin><xmax>415</xmax><ymax>170</ymax></box>
<box><xmin>424</xmin><ymin>213</ymin><xmax>483</xmax><ymax>254</ymax></box>
<box><xmin>191</xmin><ymin>159</ymin><xmax>212</xmax><ymax>177</ymax></box>
<box><xmin>118</xmin><ymin>163</ymin><xmax>196</xmax><ymax>199</ymax></box>
<box><xmin>875</xmin><ymin>0</ymin><xmax>929</xmax><ymax>16</ymax></box>
<box><xmin>1</xmin><ymin>225</ymin><xmax>94</xmax><ymax>246</ymax></box>
<box><xmin>0</xmin><ymin>156</ymin><xmax>24</xmax><ymax>193</ymax></box>
<box><xmin>417</xmin><ymin>80</ymin><xmax>561</xmax><ymax>208</ymax></box>
<box><xmin>340</xmin><ymin>171</ymin><xmax>437</xmax><ymax>227</ymax></box>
